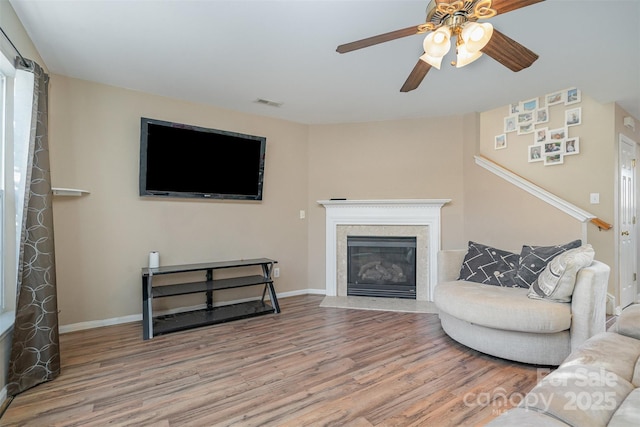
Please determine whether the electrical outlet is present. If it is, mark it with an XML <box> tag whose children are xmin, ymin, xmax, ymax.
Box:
<box><xmin>273</xmin><ymin>267</ymin><xmax>280</xmax><ymax>278</ymax></box>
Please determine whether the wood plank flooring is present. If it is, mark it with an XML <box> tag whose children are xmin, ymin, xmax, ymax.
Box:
<box><xmin>1</xmin><ymin>295</ymin><xmax>545</xmax><ymax>426</ymax></box>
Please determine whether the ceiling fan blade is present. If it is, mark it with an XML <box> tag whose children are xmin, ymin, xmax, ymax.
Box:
<box><xmin>481</xmin><ymin>29</ymin><xmax>538</xmax><ymax>72</ymax></box>
<box><xmin>400</xmin><ymin>59</ymin><xmax>432</xmax><ymax>92</ymax></box>
<box><xmin>490</xmin><ymin>0</ymin><xmax>545</xmax><ymax>15</ymax></box>
<box><xmin>337</xmin><ymin>25</ymin><xmax>424</xmax><ymax>54</ymax></box>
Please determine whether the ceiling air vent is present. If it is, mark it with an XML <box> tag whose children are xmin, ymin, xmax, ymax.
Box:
<box><xmin>254</xmin><ymin>98</ymin><xmax>283</xmax><ymax>108</ymax></box>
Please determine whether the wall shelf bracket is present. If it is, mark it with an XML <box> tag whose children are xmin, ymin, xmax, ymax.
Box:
<box><xmin>52</xmin><ymin>187</ymin><xmax>90</xmax><ymax>197</ymax></box>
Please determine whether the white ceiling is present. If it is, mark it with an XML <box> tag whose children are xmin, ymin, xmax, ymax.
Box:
<box><xmin>9</xmin><ymin>0</ymin><xmax>640</xmax><ymax>125</ymax></box>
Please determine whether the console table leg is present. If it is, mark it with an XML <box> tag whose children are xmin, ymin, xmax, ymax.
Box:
<box><xmin>260</xmin><ymin>262</ymin><xmax>280</xmax><ymax>313</ymax></box>
<box><xmin>206</xmin><ymin>269</ymin><xmax>213</xmax><ymax>310</ymax></box>
<box><xmin>267</xmin><ymin>282</ymin><xmax>280</xmax><ymax>313</ymax></box>
<box><xmin>142</xmin><ymin>275</ymin><xmax>153</xmax><ymax>339</ymax></box>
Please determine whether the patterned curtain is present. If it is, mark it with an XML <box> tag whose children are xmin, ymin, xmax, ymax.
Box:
<box><xmin>7</xmin><ymin>60</ymin><xmax>60</xmax><ymax>396</ymax></box>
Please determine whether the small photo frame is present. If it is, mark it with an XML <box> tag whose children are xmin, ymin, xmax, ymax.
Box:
<box><xmin>528</xmin><ymin>145</ymin><xmax>543</xmax><ymax>162</ymax></box>
<box><xmin>549</xmin><ymin>127</ymin><xmax>567</xmax><ymax>141</ymax></box>
<box><xmin>535</xmin><ymin>127</ymin><xmax>548</xmax><ymax>144</ymax></box>
<box><xmin>521</xmin><ymin>98</ymin><xmax>538</xmax><ymax>112</ymax></box>
<box><xmin>535</xmin><ymin>107</ymin><xmax>549</xmax><ymax>124</ymax></box>
<box><xmin>504</xmin><ymin>115</ymin><xmax>517</xmax><ymax>133</ymax></box>
<box><xmin>565</xmin><ymin>137</ymin><xmax>580</xmax><ymax>155</ymax></box>
<box><xmin>565</xmin><ymin>107</ymin><xmax>582</xmax><ymax>127</ymax></box>
<box><xmin>518</xmin><ymin>122</ymin><xmax>534</xmax><ymax>135</ymax></box>
<box><xmin>544</xmin><ymin>140</ymin><xmax>565</xmax><ymax>154</ymax></box>
<box><xmin>565</xmin><ymin>87</ymin><xmax>581</xmax><ymax>105</ymax></box>
<box><xmin>544</xmin><ymin>153</ymin><xmax>564</xmax><ymax>166</ymax></box>
<box><xmin>518</xmin><ymin>112</ymin><xmax>533</xmax><ymax>124</ymax></box>
<box><xmin>545</xmin><ymin>90</ymin><xmax>565</xmax><ymax>106</ymax></box>
<box><xmin>509</xmin><ymin>103</ymin><xmax>521</xmax><ymax>115</ymax></box>
<box><xmin>495</xmin><ymin>134</ymin><xmax>507</xmax><ymax>150</ymax></box>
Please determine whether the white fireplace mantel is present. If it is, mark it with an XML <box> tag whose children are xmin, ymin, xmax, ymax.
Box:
<box><xmin>318</xmin><ymin>199</ymin><xmax>450</xmax><ymax>301</ymax></box>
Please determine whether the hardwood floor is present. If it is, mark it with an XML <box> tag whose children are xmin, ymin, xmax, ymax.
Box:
<box><xmin>1</xmin><ymin>295</ymin><xmax>544</xmax><ymax>426</ymax></box>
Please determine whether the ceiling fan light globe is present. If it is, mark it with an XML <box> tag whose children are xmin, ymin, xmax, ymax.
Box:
<box><xmin>461</xmin><ymin>22</ymin><xmax>493</xmax><ymax>53</ymax></box>
<box><xmin>455</xmin><ymin>44</ymin><xmax>483</xmax><ymax>68</ymax></box>
<box><xmin>434</xmin><ymin>32</ymin><xmax>446</xmax><ymax>43</ymax></box>
<box><xmin>470</xmin><ymin>26</ymin><xmax>485</xmax><ymax>42</ymax></box>
<box><xmin>423</xmin><ymin>27</ymin><xmax>451</xmax><ymax>58</ymax></box>
<box><xmin>419</xmin><ymin>52</ymin><xmax>444</xmax><ymax>70</ymax></box>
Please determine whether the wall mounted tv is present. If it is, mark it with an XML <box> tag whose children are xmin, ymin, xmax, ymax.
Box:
<box><xmin>139</xmin><ymin>117</ymin><xmax>266</xmax><ymax>201</ymax></box>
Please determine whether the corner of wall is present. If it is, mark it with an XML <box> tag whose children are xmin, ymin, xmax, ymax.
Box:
<box><xmin>461</xmin><ymin>112</ymin><xmax>480</xmax><ymax>244</ymax></box>
<box><xmin>0</xmin><ymin>2</ymin><xmax>48</xmax><ymax>72</ymax></box>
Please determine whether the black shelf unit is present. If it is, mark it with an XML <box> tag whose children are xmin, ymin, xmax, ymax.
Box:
<box><xmin>141</xmin><ymin>258</ymin><xmax>279</xmax><ymax>339</ymax></box>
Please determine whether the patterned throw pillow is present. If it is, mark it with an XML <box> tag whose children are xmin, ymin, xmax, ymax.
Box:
<box><xmin>458</xmin><ymin>241</ymin><xmax>519</xmax><ymax>287</ymax></box>
<box><xmin>528</xmin><ymin>244</ymin><xmax>594</xmax><ymax>302</ymax></box>
<box><xmin>514</xmin><ymin>239</ymin><xmax>582</xmax><ymax>289</ymax></box>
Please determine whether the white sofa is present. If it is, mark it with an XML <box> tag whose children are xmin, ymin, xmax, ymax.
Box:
<box><xmin>487</xmin><ymin>304</ymin><xmax>640</xmax><ymax>426</ymax></box>
<box><xmin>434</xmin><ymin>249</ymin><xmax>610</xmax><ymax>366</ymax></box>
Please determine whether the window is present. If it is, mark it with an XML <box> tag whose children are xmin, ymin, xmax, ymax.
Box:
<box><xmin>0</xmin><ymin>50</ymin><xmax>35</xmax><ymax>330</ymax></box>
<box><xmin>0</xmin><ymin>72</ymin><xmax>5</xmax><ymax>309</ymax></box>
<box><xmin>0</xmin><ymin>49</ymin><xmax>16</xmax><ymax>327</ymax></box>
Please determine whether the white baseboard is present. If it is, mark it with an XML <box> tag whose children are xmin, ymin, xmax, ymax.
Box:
<box><xmin>281</xmin><ymin>288</ymin><xmax>326</xmax><ymax>296</ymax></box>
<box><xmin>59</xmin><ymin>313</ymin><xmax>142</xmax><ymax>334</ymax></box>
<box><xmin>59</xmin><ymin>289</ymin><xmax>326</xmax><ymax>334</ymax></box>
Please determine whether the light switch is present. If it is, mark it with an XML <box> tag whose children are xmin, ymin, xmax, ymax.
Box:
<box><xmin>590</xmin><ymin>193</ymin><xmax>600</xmax><ymax>204</ymax></box>
<box><xmin>299</xmin><ymin>210</ymin><xmax>306</xmax><ymax>219</ymax></box>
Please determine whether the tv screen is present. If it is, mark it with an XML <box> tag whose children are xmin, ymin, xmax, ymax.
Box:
<box><xmin>139</xmin><ymin>118</ymin><xmax>266</xmax><ymax>200</ymax></box>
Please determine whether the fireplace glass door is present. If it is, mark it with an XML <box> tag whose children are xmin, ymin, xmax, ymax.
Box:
<box><xmin>347</xmin><ymin>236</ymin><xmax>417</xmax><ymax>299</ymax></box>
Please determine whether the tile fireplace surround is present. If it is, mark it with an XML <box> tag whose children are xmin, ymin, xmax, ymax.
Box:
<box><xmin>318</xmin><ymin>199</ymin><xmax>450</xmax><ymax>302</ymax></box>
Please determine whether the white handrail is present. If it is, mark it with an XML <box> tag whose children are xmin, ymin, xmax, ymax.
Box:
<box><xmin>474</xmin><ymin>155</ymin><xmax>596</xmax><ymax>223</ymax></box>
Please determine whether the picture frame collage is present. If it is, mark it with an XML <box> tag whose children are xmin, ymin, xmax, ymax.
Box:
<box><xmin>496</xmin><ymin>87</ymin><xmax>582</xmax><ymax>166</ymax></box>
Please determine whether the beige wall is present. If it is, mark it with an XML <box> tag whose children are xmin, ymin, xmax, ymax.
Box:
<box><xmin>463</xmin><ymin>112</ymin><xmax>583</xmax><ymax>249</ymax></box>
<box><xmin>616</xmin><ymin>104</ymin><xmax>640</xmax><ymax>143</ymax></box>
<box><xmin>49</xmin><ymin>81</ymin><xmax>635</xmax><ymax>325</ymax></box>
<box><xmin>306</xmin><ymin>116</ymin><xmax>467</xmax><ymax>291</ymax></box>
<box><xmin>304</xmin><ymin>108</ymin><xmax>612</xmax><ymax>294</ymax></box>
<box><xmin>49</xmin><ymin>75</ymin><xmax>309</xmax><ymax>325</ymax></box>
<box><xmin>478</xmin><ymin>92</ymin><xmax>634</xmax><ymax>302</ymax></box>
<box><xmin>480</xmin><ymin>94</ymin><xmax>615</xmax><ymax>223</ymax></box>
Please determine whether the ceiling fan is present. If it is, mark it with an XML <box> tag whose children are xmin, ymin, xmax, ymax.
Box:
<box><xmin>336</xmin><ymin>0</ymin><xmax>544</xmax><ymax>92</ymax></box>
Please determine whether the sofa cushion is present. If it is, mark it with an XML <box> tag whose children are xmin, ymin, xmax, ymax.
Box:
<box><xmin>528</xmin><ymin>245</ymin><xmax>595</xmax><ymax>303</ymax></box>
<box><xmin>514</xmin><ymin>240</ymin><xmax>582</xmax><ymax>288</ymax></box>
<box><xmin>608</xmin><ymin>388</ymin><xmax>640</xmax><ymax>427</ymax></box>
<box><xmin>521</xmin><ymin>364</ymin><xmax>634</xmax><ymax>427</ymax></box>
<box><xmin>613</xmin><ymin>304</ymin><xmax>640</xmax><ymax>341</ymax></box>
<box><xmin>486</xmin><ymin>330</ymin><xmax>640</xmax><ymax>427</ymax></box>
<box><xmin>561</xmin><ymin>332</ymin><xmax>640</xmax><ymax>384</ymax></box>
<box><xmin>435</xmin><ymin>280</ymin><xmax>571</xmax><ymax>333</ymax></box>
<box><xmin>457</xmin><ymin>241</ymin><xmax>519</xmax><ymax>287</ymax></box>
<box><xmin>486</xmin><ymin>408</ymin><xmax>571</xmax><ymax>426</ymax></box>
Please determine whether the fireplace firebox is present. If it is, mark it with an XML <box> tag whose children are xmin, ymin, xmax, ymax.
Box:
<box><xmin>347</xmin><ymin>236</ymin><xmax>417</xmax><ymax>299</ymax></box>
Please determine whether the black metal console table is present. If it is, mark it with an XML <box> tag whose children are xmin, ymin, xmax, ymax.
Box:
<box><xmin>141</xmin><ymin>258</ymin><xmax>280</xmax><ymax>339</ymax></box>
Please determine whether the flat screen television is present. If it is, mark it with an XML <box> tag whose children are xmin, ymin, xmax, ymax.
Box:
<box><xmin>139</xmin><ymin>117</ymin><xmax>266</xmax><ymax>200</ymax></box>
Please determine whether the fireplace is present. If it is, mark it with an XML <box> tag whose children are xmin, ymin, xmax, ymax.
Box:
<box><xmin>318</xmin><ymin>199</ymin><xmax>450</xmax><ymax>302</ymax></box>
<box><xmin>347</xmin><ymin>236</ymin><xmax>417</xmax><ymax>299</ymax></box>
